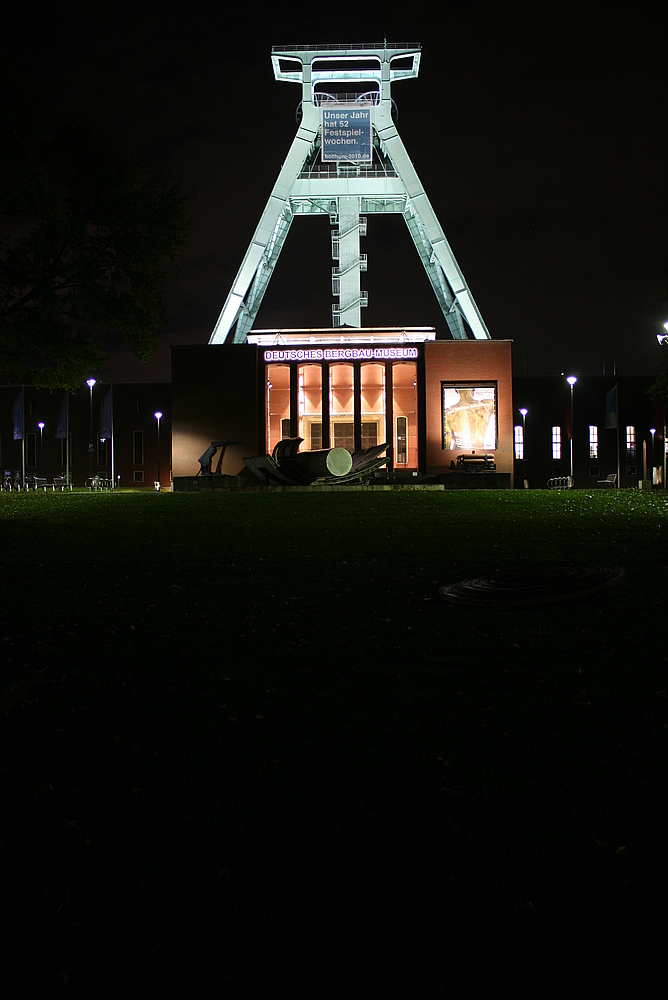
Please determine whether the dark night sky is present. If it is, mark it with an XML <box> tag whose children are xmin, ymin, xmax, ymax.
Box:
<box><xmin>5</xmin><ymin>2</ymin><xmax>666</xmax><ymax>380</ymax></box>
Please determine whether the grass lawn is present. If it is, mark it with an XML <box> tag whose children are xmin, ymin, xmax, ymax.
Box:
<box><xmin>1</xmin><ymin>488</ymin><xmax>667</xmax><ymax>992</ymax></box>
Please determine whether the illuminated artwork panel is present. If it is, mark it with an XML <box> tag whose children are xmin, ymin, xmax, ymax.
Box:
<box><xmin>442</xmin><ymin>384</ymin><xmax>497</xmax><ymax>451</ymax></box>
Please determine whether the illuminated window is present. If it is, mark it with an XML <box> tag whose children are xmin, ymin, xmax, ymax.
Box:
<box><xmin>266</xmin><ymin>364</ymin><xmax>290</xmax><ymax>457</ymax></box>
<box><xmin>297</xmin><ymin>364</ymin><xmax>322</xmax><ymax>451</ymax></box>
<box><xmin>626</xmin><ymin>426</ymin><xmax>636</xmax><ymax>458</ymax></box>
<box><xmin>98</xmin><ymin>434</ymin><xmax>108</xmax><ymax>466</ymax></box>
<box><xmin>361</xmin><ymin>363</ymin><xmax>386</xmax><ymax>452</ymax></box>
<box><xmin>133</xmin><ymin>430</ymin><xmax>143</xmax><ymax>466</ymax></box>
<box><xmin>589</xmin><ymin>425</ymin><xmax>598</xmax><ymax>459</ymax></box>
<box><xmin>393</xmin><ymin>363</ymin><xmax>417</xmax><ymax>468</ymax></box>
<box><xmin>330</xmin><ymin>363</ymin><xmax>355</xmax><ymax>453</ymax></box>
<box><xmin>514</xmin><ymin>425</ymin><xmax>524</xmax><ymax>460</ymax></box>
<box><xmin>552</xmin><ymin>426</ymin><xmax>561</xmax><ymax>460</ymax></box>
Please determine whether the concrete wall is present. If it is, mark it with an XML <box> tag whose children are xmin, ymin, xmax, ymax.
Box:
<box><xmin>424</xmin><ymin>340</ymin><xmax>514</xmax><ymax>484</ymax></box>
<box><xmin>171</xmin><ymin>346</ymin><xmax>258</xmax><ymax>478</ymax></box>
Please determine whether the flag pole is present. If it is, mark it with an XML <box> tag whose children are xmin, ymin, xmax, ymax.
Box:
<box><xmin>66</xmin><ymin>390</ymin><xmax>69</xmax><ymax>486</ymax></box>
<box><xmin>111</xmin><ymin>382</ymin><xmax>115</xmax><ymax>489</ymax></box>
<box><xmin>21</xmin><ymin>385</ymin><xmax>25</xmax><ymax>488</ymax></box>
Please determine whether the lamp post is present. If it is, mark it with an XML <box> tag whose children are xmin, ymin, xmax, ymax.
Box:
<box><xmin>566</xmin><ymin>377</ymin><xmax>577</xmax><ymax>480</ymax></box>
<box><xmin>86</xmin><ymin>378</ymin><xmax>96</xmax><ymax>483</ymax></box>
<box><xmin>38</xmin><ymin>422</ymin><xmax>44</xmax><ymax>479</ymax></box>
<box><xmin>658</xmin><ymin>325</ymin><xmax>668</xmax><ymax>489</ymax></box>
<box><xmin>519</xmin><ymin>408</ymin><xmax>527</xmax><ymax>457</ymax></box>
<box><xmin>650</xmin><ymin>428</ymin><xmax>656</xmax><ymax>485</ymax></box>
<box><xmin>154</xmin><ymin>411</ymin><xmax>162</xmax><ymax>489</ymax></box>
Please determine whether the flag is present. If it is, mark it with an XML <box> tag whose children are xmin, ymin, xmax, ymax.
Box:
<box><xmin>605</xmin><ymin>384</ymin><xmax>618</xmax><ymax>429</ymax></box>
<box><xmin>55</xmin><ymin>393</ymin><xmax>68</xmax><ymax>438</ymax></box>
<box><xmin>99</xmin><ymin>389</ymin><xmax>112</xmax><ymax>439</ymax></box>
<box><xmin>12</xmin><ymin>390</ymin><xmax>23</xmax><ymax>440</ymax></box>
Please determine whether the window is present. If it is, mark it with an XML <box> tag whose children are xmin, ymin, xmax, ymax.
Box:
<box><xmin>133</xmin><ymin>430</ymin><xmax>144</xmax><ymax>466</ymax></box>
<box><xmin>626</xmin><ymin>426</ymin><xmax>636</xmax><ymax>458</ymax></box>
<box><xmin>589</xmin><ymin>465</ymin><xmax>600</xmax><ymax>478</ymax></box>
<box><xmin>589</xmin><ymin>425</ymin><xmax>598</xmax><ymax>459</ymax></box>
<box><xmin>26</xmin><ymin>432</ymin><xmax>37</xmax><ymax>468</ymax></box>
<box><xmin>330</xmin><ymin>363</ymin><xmax>355</xmax><ymax>454</ymax></box>
<box><xmin>393</xmin><ymin>362</ymin><xmax>417</xmax><ymax>469</ymax></box>
<box><xmin>552</xmin><ymin>426</ymin><xmax>561</xmax><ymax>460</ymax></box>
<box><xmin>266</xmin><ymin>364</ymin><xmax>290</xmax><ymax>456</ymax></box>
<box><xmin>133</xmin><ymin>470</ymin><xmax>144</xmax><ymax>483</ymax></box>
<box><xmin>514</xmin><ymin>425</ymin><xmax>524</xmax><ymax>460</ymax></box>
<box><xmin>626</xmin><ymin>466</ymin><xmax>636</xmax><ymax>479</ymax></box>
<box><xmin>297</xmin><ymin>364</ymin><xmax>322</xmax><ymax>451</ymax></box>
<box><xmin>98</xmin><ymin>434</ymin><xmax>108</xmax><ymax>466</ymax></box>
<box><xmin>360</xmin><ymin>363</ymin><xmax>386</xmax><ymax>453</ymax></box>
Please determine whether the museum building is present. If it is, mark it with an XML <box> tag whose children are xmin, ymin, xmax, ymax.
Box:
<box><xmin>171</xmin><ymin>329</ymin><xmax>514</xmax><ymax>488</ymax></box>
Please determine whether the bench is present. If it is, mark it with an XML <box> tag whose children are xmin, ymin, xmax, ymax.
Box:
<box><xmin>450</xmin><ymin>453</ymin><xmax>497</xmax><ymax>472</ymax></box>
<box><xmin>597</xmin><ymin>473</ymin><xmax>617</xmax><ymax>487</ymax></box>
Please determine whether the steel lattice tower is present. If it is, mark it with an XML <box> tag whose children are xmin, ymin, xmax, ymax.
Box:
<box><xmin>210</xmin><ymin>43</ymin><xmax>491</xmax><ymax>344</ymax></box>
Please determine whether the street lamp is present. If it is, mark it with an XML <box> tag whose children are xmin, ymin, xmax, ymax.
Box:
<box><xmin>658</xmin><ymin>326</ymin><xmax>668</xmax><ymax>489</ymax></box>
<box><xmin>86</xmin><ymin>378</ymin><xmax>96</xmax><ymax>482</ymax></box>
<box><xmin>519</xmin><ymin>408</ymin><xmax>527</xmax><ymax>457</ymax></box>
<box><xmin>566</xmin><ymin>377</ymin><xmax>577</xmax><ymax>481</ymax></box>
<box><xmin>650</xmin><ymin>428</ymin><xmax>656</xmax><ymax>483</ymax></box>
<box><xmin>38</xmin><ymin>422</ymin><xmax>44</xmax><ymax>479</ymax></box>
<box><xmin>154</xmin><ymin>411</ymin><xmax>162</xmax><ymax>489</ymax></box>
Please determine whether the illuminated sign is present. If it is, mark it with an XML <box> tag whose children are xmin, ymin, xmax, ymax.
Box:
<box><xmin>264</xmin><ymin>347</ymin><xmax>418</xmax><ymax>362</ymax></box>
<box><xmin>442</xmin><ymin>384</ymin><xmax>497</xmax><ymax>451</ymax></box>
<box><xmin>321</xmin><ymin>107</ymin><xmax>372</xmax><ymax>162</ymax></box>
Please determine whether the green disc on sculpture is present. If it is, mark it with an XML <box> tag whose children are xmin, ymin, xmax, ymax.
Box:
<box><xmin>439</xmin><ymin>566</ymin><xmax>625</xmax><ymax>607</ymax></box>
<box><xmin>326</xmin><ymin>448</ymin><xmax>353</xmax><ymax>477</ymax></box>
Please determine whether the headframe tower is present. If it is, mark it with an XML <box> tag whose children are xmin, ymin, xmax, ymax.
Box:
<box><xmin>210</xmin><ymin>43</ymin><xmax>491</xmax><ymax>344</ymax></box>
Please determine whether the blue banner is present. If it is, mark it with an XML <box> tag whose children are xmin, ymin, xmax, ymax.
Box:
<box><xmin>605</xmin><ymin>384</ymin><xmax>618</xmax><ymax>429</ymax></box>
<box><xmin>321</xmin><ymin>107</ymin><xmax>372</xmax><ymax>162</ymax></box>
<box><xmin>55</xmin><ymin>393</ymin><xmax>68</xmax><ymax>438</ymax></box>
<box><xmin>99</xmin><ymin>389</ymin><xmax>112</xmax><ymax>439</ymax></box>
<box><xmin>12</xmin><ymin>390</ymin><xmax>23</xmax><ymax>440</ymax></box>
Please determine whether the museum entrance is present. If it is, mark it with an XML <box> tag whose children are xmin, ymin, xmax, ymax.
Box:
<box><xmin>264</xmin><ymin>358</ymin><xmax>418</xmax><ymax>469</ymax></box>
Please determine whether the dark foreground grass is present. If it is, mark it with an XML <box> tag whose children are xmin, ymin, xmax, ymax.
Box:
<box><xmin>1</xmin><ymin>488</ymin><xmax>667</xmax><ymax>993</ymax></box>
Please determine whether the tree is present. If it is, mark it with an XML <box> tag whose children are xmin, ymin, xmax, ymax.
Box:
<box><xmin>0</xmin><ymin>74</ymin><xmax>191</xmax><ymax>389</ymax></box>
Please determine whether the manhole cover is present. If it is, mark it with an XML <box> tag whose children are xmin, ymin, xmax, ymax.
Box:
<box><xmin>439</xmin><ymin>566</ymin><xmax>625</xmax><ymax>608</ymax></box>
